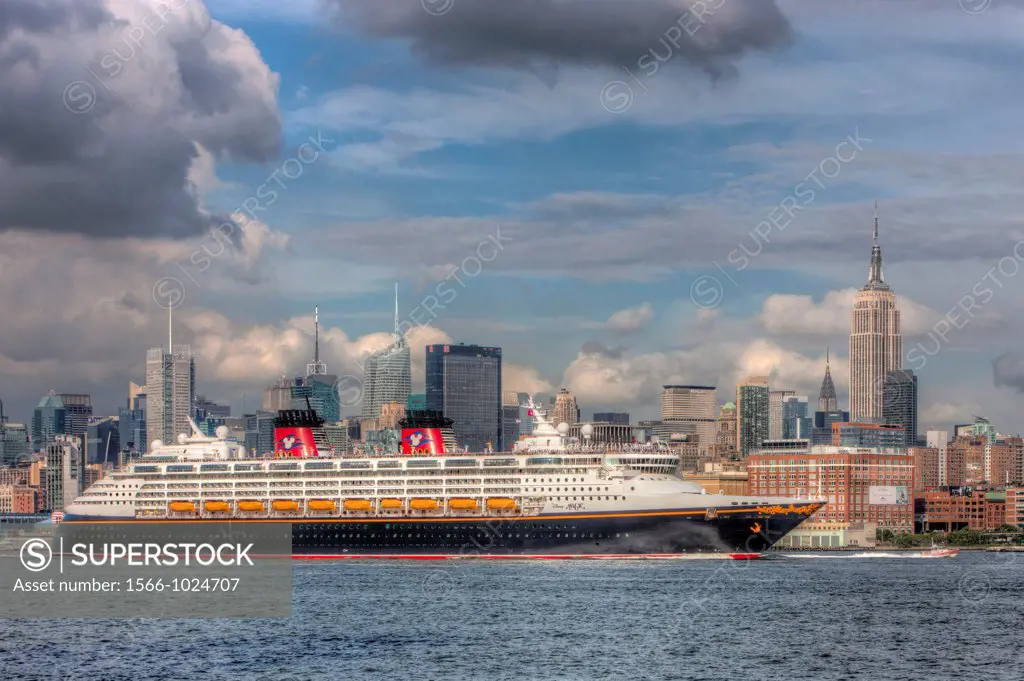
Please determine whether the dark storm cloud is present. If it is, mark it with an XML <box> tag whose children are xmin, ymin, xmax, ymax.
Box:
<box><xmin>992</xmin><ymin>352</ymin><xmax>1024</xmax><ymax>393</ymax></box>
<box><xmin>0</xmin><ymin>0</ymin><xmax>282</xmax><ymax>239</ymax></box>
<box><xmin>328</xmin><ymin>0</ymin><xmax>793</xmax><ymax>79</ymax></box>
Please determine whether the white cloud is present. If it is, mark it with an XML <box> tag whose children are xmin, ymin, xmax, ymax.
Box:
<box><xmin>604</xmin><ymin>302</ymin><xmax>654</xmax><ymax>333</ymax></box>
<box><xmin>759</xmin><ymin>288</ymin><xmax>940</xmax><ymax>337</ymax></box>
<box><xmin>920</xmin><ymin>402</ymin><xmax>982</xmax><ymax>428</ymax></box>
<box><xmin>562</xmin><ymin>338</ymin><xmax>836</xmax><ymax>409</ymax></box>
<box><xmin>504</xmin><ymin>364</ymin><xmax>554</xmax><ymax>395</ymax></box>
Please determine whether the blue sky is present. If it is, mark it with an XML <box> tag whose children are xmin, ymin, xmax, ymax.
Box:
<box><xmin>3</xmin><ymin>0</ymin><xmax>1024</xmax><ymax>431</ymax></box>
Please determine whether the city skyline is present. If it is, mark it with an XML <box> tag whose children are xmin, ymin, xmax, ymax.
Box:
<box><xmin>4</xmin><ymin>3</ymin><xmax>1024</xmax><ymax>678</ymax></box>
<box><xmin>1</xmin><ymin>1</ymin><xmax>1023</xmax><ymax>435</ymax></box>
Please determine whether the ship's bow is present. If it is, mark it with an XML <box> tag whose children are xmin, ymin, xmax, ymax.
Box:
<box><xmin>717</xmin><ymin>499</ymin><xmax>825</xmax><ymax>553</ymax></box>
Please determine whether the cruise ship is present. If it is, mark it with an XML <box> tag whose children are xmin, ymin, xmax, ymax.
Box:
<box><xmin>64</xmin><ymin>400</ymin><xmax>824</xmax><ymax>559</ymax></box>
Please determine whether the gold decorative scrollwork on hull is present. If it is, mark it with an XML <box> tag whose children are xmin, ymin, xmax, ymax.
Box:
<box><xmin>752</xmin><ymin>503</ymin><xmax>819</xmax><ymax>516</ymax></box>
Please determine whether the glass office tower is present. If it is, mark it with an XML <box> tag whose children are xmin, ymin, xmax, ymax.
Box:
<box><xmin>426</xmin><ymin>343</ymin><xmax>502</xmax><ymax>452</ymax></box>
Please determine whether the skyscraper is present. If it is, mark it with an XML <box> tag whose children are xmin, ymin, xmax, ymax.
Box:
<box><xmin>192</xmin><ymin>395</ymin><xmax>230</xmax><ymax>422</ymax></box>
<box><xmin>883</xmin><ymin>369</ymin><xmax>918</xmax><ymax>446</ymax></box>
<box><xmin>290</xmin><ymin>376</ymin><xmax>339</xmax><ymax>424</ymax></box>
<box><xmin>661</xmin><ymin>385</ymin><xmax>717</xmax><ymax>455</ymax></box>
<box><xmin>0</xmin><ymin>406</ymin><xmax>30</xmax><ymax>465</ymax></box>
<box><xmin>244</xmin><ymin>410</ymin><xmax>276</xmax><ymax>457</ymax></box>
<box><xmin>812</xmin><ymin>410</ymin><xmax>850</xmax><ymax>446</ymax></box>
<box><xmin>812</xmin><ymin>350</ymin><xmax>849</xmax><ymax>444</ymax></box>
<box><xmin>714</xmin><ymin>403</ymin><xmax>738</xmax><ymax>457</ymax></box>
<box><xmin>362</xmin><ymin>286</ymin><xmax>411</xmax><ymax>420</ymax></box>
<box><xmin>58</xmin><ymin>394</ymin><xmax>92</xmax><ymax>448</ymax></box>
<box><xmin>263</xmin><ymin>375</ymin><xmax>293</xmax><ymax>412</ymax></box>
<box><xmin>818</xmin><ymin>347</ymin><xmax>838</xmax><ymax>412</ymax></box>
<box><xmin>551</xmin><ymin>388</ymin><xmax>580</xmax><ymax>426</ymax></box>
<box><xmin>781</xmin><ymin>395</ymin><xmax>811</xmax><ymax>439</ymax></box>
<box><xmin>768</xmin><ymin>389</ymin><xmax>795</xmax><ymax>440</ymax></box>
<box><xmin>86</xmin><ymin>417</ymin><xmax>120</xmax><ymax>464</ymax></box>
<box><xmin>31</xmin><ymin>391</ymin><xmax>67</xmax><ymax>446</ymax></box>
<box><xmin>118</xmin><ymin>388</ymin><xmax>147</xmax><ymax>457</ymax></box>
<box><xmin>502</xmin><ymin>403</ymin><xmax>521</xmax><ymax>450</ymax></box>
<box><xmin>426</xmin><ymin>343</ymin><xmax>502</xmax><ymax>452</ymax></box>
<box><xmin>146</xmin><ymin>344</ymin><xmax>196</xmax><ymax>446</ymax></box>
<box><xmin>45</xmin><ymin>435</ymin><xmax>82</xmax><ymax>512</ymax></box>
<box><xmin>850</xmin><ymin>204</ymin><xmax>902</xmax><ymax>421</ymax></box>
<box><xmin>736</xmin><ymin>376</ymin><xmax>769</xmax><ymax>457</ymax></box>
<box><xmin>128</xmin><ymin>381</ymin><xmax>146</xmax><ymax>407</ymax></box>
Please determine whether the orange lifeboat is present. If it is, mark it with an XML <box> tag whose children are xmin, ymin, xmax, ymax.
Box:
<box><xmin>309</xmin><ymin>500</ymin><xmax>337</xmax><ymax>512</ymax></box>
<box><xmin>410</xmin><ymin>498</ymin><xmax>439</xmax><ymax>511</ymax></box>
<box><xmin>238</xmin><ymin>500</ymin><xmax>265</xmax><ymax>512</ymax></box>
<box><xmin>272</xmin><ymin>500</ymin><xmax>299</xmax><ymax>512</ymax></box>
<box><xmin>487</xmin><ymin>498</ymin><xmax>517</xmax><ymax>510</ymax></box>
<box><xmin>169</xmin><ymin>501</ymin><xmax>196</xmax><ymax>513</ymax></box>
<box><xmin>380</xmin><ymin>498</ymin><xmax>403</xmax><ymax>510</ymax></box>
<box><xmin>448</xmin><ymin>498</ymin><xmax>478</xmax><ymax>510</ymax></box>
<box><xmin>204</xmin><ymin>501</ymin><xmax>231</xmax><ymax>513</ymax></box>
<box><xmin>343</xmin><ymin>499</ymin><xmax>372</xmax><ymax>511</ymax></box>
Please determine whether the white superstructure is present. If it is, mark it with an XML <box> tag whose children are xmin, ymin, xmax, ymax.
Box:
<box><xmin>67</xmin><ymin>407</ymin><xmax>805</xmax><ymax>521</ymax></box>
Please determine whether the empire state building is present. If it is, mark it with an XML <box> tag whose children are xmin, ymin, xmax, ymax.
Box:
<box><xmin>849</xmin><ymin>204</ymin><xmax>902</xmax><ymax>422</ymax></box>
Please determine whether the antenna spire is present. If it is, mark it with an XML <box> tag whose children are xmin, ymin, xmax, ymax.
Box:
<box><xmin>826</xmin><ymin>344</ymin><xmax>830</xmax><ymax>365</ymax></box>
<box><xmin>306</xmin><ymin>305</ymin><xmax>327</xmax><ymax>376</ymax></box>
<box><xmin>168</xmin><ymin>304</ymin><xmax>172</xmax><ymax>354</ymax></box>
<box><xmin>393</xmin><ymin>282</ymin><xmax>406</xmax><ymax>347</ymax></box>
<box><xmin>866</xmin><ymin>201</ymin><xmax>887</xmax><ymax>288</ymax></box>
<box><xmin>873</xmin><ymin>200</ymin><xmax>879</xmax><ymax>246</ymax></box>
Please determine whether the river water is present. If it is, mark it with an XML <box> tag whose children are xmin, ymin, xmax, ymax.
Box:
<box><xmin>2</xmin><ymin>551</ymin><xmax>1022</xmax><ymax>680</ymax></box>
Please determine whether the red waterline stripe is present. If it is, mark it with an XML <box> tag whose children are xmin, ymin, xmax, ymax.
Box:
<box><xmin>291</xmin><ymin>553</ymin><xmax>762</xmax><ymax>561</ymax></box>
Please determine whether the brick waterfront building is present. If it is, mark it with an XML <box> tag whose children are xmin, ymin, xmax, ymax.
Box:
<box><xmin>946</xmin><ymin>436</ymin><xmax>1023</xmax><ymax>487</ymax></box>
<box><xmin>1006</xmin><ymin>488</ymin><xmax>1024</xmax><ymax>528</ymax></box>
<box><xmin>909</xmin><ymin>447</ymin><xmax>941</xmax><ymax>490</ymax></box>
<box><xmin>914</xmin><ymin>488</ymin><xmax>1007</xmax><ymax>532</ymax></box>
<box><xmin>747</xmin><ymin>446</ymin><xmax>913</xmax><ymax>547</ymax></box>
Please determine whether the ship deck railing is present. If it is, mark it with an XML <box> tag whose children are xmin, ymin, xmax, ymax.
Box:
<box><xmin>140</xmin><ymin>495</ymin><xmax>548</xmax><ymax>520</ymax></box>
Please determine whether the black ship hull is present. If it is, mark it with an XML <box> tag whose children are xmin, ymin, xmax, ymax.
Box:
<box><xmin>62</xmin><ymin>507</ymin><xmax>818</xmax><ymax>558</ymax></box>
